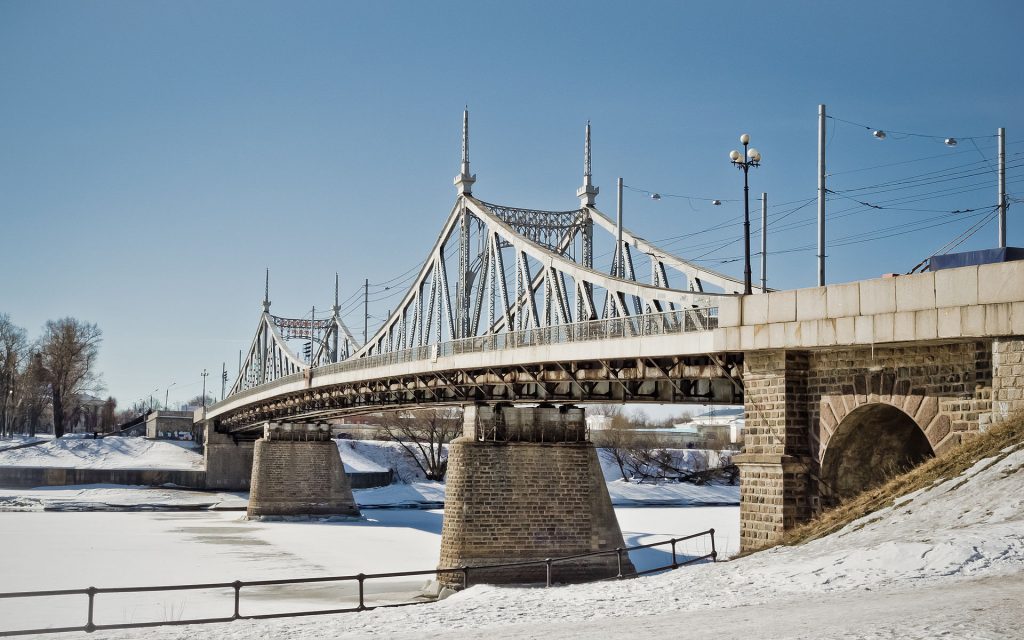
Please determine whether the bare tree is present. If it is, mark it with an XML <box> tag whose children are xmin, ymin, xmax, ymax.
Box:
<box><xmin>600</xmin><ymin>423</ymin><xmax>634</xmax><ymax>480</ymax></box>
<box><xmin>0</xmin><ymin>315</ymin><xmax>29</xmax><ymax>438</ymax></box>
<box><xmin>18</xmin><ymin>354</ymin><xmax>51</xmax><ymax>437</ymax></box>
<box><xmin>183</xmin><ymin>394</ymin><xmax>216</xmax><ymax>411</ymax></box>
<box><xmin>378</xmin><ymin>408</ymin><xmax>462</xmax><ymax>481</ymax></box>
<box><xmin>37</xmin><ymin>318</ymin><xmax>103</xmax><ymax>438</ymax></box>
<box><xmin>99</xmin><ymin>397</ymin><xmax>117</xmax><ymax>432</ymax></box>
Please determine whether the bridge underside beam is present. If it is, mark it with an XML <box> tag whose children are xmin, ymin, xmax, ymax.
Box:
<box><xmin>216</xmin><ymin>354</ymin><xmax>744</xmax><ymax>433</ymax></box>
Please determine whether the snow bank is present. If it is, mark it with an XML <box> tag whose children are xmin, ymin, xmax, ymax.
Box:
<box><xmin>0</xmin><ymin>436</ymin><xmax>203</xmax><ymax>470</ymax></box>
<box><xmin>337</xmin><ymin>439</ymin><xmax>451</xmax><ymax>481</ymax></box>
<box><xmin>0</xmin><ymin>435</ymin><xmax>52</xmax><ymax>450</ymax></box>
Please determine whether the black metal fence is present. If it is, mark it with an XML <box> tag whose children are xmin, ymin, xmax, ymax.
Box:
<box><xmin>0</xmin><ymin>529</ymin><xmax>716</xmax><ymax>637</ymax></box>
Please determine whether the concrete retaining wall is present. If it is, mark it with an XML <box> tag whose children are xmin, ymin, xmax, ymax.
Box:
<box><xmin>0</xmin><ymin>466</ymin><xmax>391</xmax><ymax>490</ymax></box>
<box><xmin>0</xmin><ymin>467</ymin><xmax>207</xmax><ymax>489</ymax></box>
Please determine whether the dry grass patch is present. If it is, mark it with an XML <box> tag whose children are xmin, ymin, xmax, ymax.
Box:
<box><xmin>746</xmin><ymin>412</ymin><xmax>1024</xmax><ymax>555</ymax></box>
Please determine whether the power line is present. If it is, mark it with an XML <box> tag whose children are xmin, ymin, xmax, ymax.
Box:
<box><xmin>830</xmin><ymin>158</ymin><xmax>1024</xmax><ymax>198</ymax></box>
<box><xmin>827</xmin><ymin>146</ymin><xmax>1001</xmax><ymax>177</ymax></box>
<box><xmin>826</xmin><ymin>115</ymin><xmax>997</xmax><ymax>142</ymax></box>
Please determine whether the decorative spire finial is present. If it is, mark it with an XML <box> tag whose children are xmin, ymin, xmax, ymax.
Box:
<box><xmin>462</xmin><ymin>106</ymin><xmax>469</xmax><ymax>169</ymax></box>
<box><xmin>263</xmin><ymin>268</ymin><xmax>271</xmax><ymax>312</ymax></box>
<box><xmin>585</xmin><ymin>120</ymin><xmax>592</xmax><ymax>178</ymax></box>
<box><xmin>577</xmin><ymin>120</ymin><xmax>599</xmax><ymax>207</ymax></box>
<box><xmin>333</xmin><ymin>273</ymin><xmax>340</xmax><ymax>312</ymax></box>
<box><xmin>454</xmin><ymin>106</ymin><xmax>476</xmax><ymax>195</ymax></box>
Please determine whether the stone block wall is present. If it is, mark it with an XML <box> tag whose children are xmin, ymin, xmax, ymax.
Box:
<box><xmin>735</xmin><ymin>351</ymin><xmax>813</xmax><ymax>549</ymax></box>
<box><xmin>247</xmin><ymin>423</ymin><xmax>359</xmax><ymax>518</ymax></box>
<box><xmin>738</xmin><ymin>339</ymin><xmax>1006</xmax><ymax>551</ymax></box>
<box><xmin>807</xmin><ymin>341</ymin><xmax>992</xmax><ymax>461</ymax></box>
<box><xmin>438</xmin><ymin>437</ymin><xmax>631</xmax><ymax>587</ymax></box>
<box><xmin>737</xmin><ymin>457</ymin><xmax>812</xmax><ymax>547</ymax></box>
<box><xmin>741</xmin><ymin>350</ymin><xmax>810</xmax><ymax>457</ymax></box>
<box><xmin>204</xmin><ymin>422</ymin><xmax>255</xmax><ymax>490</ymax></box>
<box><xmin>993</xmin><ymin>338</ymin><xmax>1024</xmax><ymax>423</ymax></box>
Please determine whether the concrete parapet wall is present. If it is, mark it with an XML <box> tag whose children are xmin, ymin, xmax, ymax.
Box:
<box><xmin>717</xmin><ymin>262</ymin><xmax>1024</xmax><ymax>351</ymax></box>
<box><xmin>438</xmin><ymin>437</ymin><xmax>632</xmax><ymax>586</ymax></box>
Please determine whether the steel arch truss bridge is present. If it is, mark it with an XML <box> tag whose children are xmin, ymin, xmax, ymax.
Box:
<box><xmin>215</xmin><ymin>118</ymin><xmax>748</xmax><ymax>430</ymax></box>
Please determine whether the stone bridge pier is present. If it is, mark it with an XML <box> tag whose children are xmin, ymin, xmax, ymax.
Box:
<box><xmin>203</xmin><ymin>422</ymin><xmax>255</xmax><ymax>490</ymax></box>
<box><xmin>735</xmin><ymin>337</ymin><xmax>1024</xmax><ymax>551</ymax></box>
<box><xmin>246</xmin><ymin>422</ymin><xmax>359</xmax><ymax>518</ymax></box>
<box><xmin>438</xmin><ymin>404</ymin><xmax>633</xmax><ymax>587</ymax></box>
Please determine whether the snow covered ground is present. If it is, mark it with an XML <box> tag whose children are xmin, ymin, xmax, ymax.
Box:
<box><xmin>0</xmin><ymin>434</ymin><xmax>53</xmax><ymax>451</ymax></box>
<box><xmin>1</xmin><ymin>441</ymin><xmax>1017</xmax><ymax>638</ymax></box>
<box><xmin>0</xmin><ymin>436</ymin><xmax>203</xmax><ymax>469</ymax></box>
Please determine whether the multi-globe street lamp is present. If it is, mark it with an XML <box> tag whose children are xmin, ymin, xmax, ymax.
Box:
<box><xmin>729</xmin><ymin>134</ymin><xmax>762</xmax><ymax>295</ymax></box>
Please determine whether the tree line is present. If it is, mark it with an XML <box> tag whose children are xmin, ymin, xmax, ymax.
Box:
<box><xmin>0</xmin><ymin>314</ymin><xmax>108</xmax><ymax>438</ymax></box>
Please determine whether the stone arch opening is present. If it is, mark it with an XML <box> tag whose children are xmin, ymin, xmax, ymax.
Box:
<box><xmin>820</xmin><ymin>403</ymin><xmax>934</xmax><ymax>505</ymax></box>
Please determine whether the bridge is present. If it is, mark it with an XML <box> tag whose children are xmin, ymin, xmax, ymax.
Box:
<box><xmin>198</xmin><ymin>111</ymin><xmax>1024</xmax><ymax>583</ymax></box>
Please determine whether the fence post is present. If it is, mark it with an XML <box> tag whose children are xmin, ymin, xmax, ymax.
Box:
<box><xmin>545</xmin><ymin>558</ymin><xmax>552</xmax><ymax>587</ymax></box>
<box><xmin>670</xmin><ymin>538</ymin><xmax>678</xmax><ymax>569</ymax></box>
<box><xmin>85</xmin><ymin>586</ymin><xmax>97</xmax><ymax>633</ymax></box>
<box><xmin>232</xmin><ymin>580</ymin><xmax>242</xmax><ymax>619</ymax></box>
<box><xmin>709</xmin><ymin>528</ymin><xmax>717</xmax><ymax>562</ymax></box>
<box><xmin>357</xmin><ymin>573</ymin><xmax>366</xmax><ymax>610</ymax></box>
<box><xmin>615</xmin><ymin>547</ymin><xmax>624</xmax><ymax>578</ymax></box>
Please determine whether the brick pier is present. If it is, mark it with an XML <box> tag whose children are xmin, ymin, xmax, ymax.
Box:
<box><xmin>246</xmin><ymin>422</ymin><xmax>359</xmax><ymax>518</ymax></box>
<box><xmin>438</xmin><ymin>405</ymin><xmax>632</xmax><ymax>587</ymax></box>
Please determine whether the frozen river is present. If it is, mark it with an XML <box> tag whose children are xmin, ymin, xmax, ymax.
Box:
<box><xmin>0</xmin><ymin>504</ymin><xmax>737</xmax><ymax>632</ymax></box>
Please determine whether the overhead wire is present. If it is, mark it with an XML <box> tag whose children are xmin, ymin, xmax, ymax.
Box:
<box><xmin>826</xmin><ymin>115</ymin><xmax>997</xmax><ymax>142</ymax></box>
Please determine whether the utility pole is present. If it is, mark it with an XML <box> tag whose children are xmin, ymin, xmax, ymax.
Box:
<box><xmin>221</xmin><ymin>363</ymin><xmax>227</xmax><ymax>401</ymax></box>
<box><xmin>364</xmin><ymin>278</ymin><xmax>369</xmax><ymax>344</ymax></box>
<box><xmin>998</xmin><ymin>127</ymin><xmax>1007</xmax><ymax>248</ymax></box>
<box><xmin>817</xmin><ymin>104</ymin><xmax>826</xmax><ymax>287</ymax></box>
<box><xmin>760</xmin><ymin>192</ymin><xmax>768</xmax><ymax>292</ymax></box>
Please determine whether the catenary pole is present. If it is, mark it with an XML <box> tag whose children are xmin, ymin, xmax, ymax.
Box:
<box><xmin>761</xmin><ymin>192</ymin><xmax>768</xmax><ymax>292</ymax></box>
<box><xmin>998</xmin><ymin>127</ymin><xmax>1006</xmax><ymax>248</ymax></box>
<box><xmin>817</xmin><ymin>104</ymin><xmax>826</xmax><ymax>286</ymax></box>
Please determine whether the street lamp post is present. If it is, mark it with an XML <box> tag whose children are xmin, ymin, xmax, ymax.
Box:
<box><xmin>200</xmin><ymin>370</ymin><xmax>209</xmax><ymax>418</ymax></box>
<box><xmin>164</xmin><ymin>382</ymin><xmax>176</xmax><ymax>411</ymax></box>
<box><xmin>729</xmin><ymin>134</ymin><xmax>762</xmax><ymax>295</ymax></box>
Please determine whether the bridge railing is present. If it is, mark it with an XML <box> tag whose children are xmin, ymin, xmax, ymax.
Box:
<box><xmin>218</xmin><ymin>307</ymin><xmax>718</xmax><ymax>408</ymax></box>
<box><xmin>322</xmin><ymin>307</ymin><xmax>718</xmax><ymax>376</ymax></box>
<box><xmin>0</xmin><ymin>529</ymin><xmax>716</xmax><ymax>637</ymax></box>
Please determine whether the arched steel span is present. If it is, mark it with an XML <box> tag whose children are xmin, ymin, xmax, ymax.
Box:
<box><xmin>229</xmin><ymin>272</ymin><xmax>361</xmax><ymax>396</ymax></box>
<box><xmin>214</xmin><ymin>113</ymin><xmax>748</xmax><ymax>428</ymax></box>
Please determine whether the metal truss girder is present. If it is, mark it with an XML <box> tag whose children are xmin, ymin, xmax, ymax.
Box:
<box><xmin>216</xmin><ymin>353</ymin><xmax>743</xmax><ymax>431</ymax></box>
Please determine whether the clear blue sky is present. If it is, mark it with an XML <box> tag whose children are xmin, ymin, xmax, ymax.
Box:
<box><xmin>1</xmin><ymin>1</ymin><xmax>1022</xmax><ymax>409</ymax></box>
